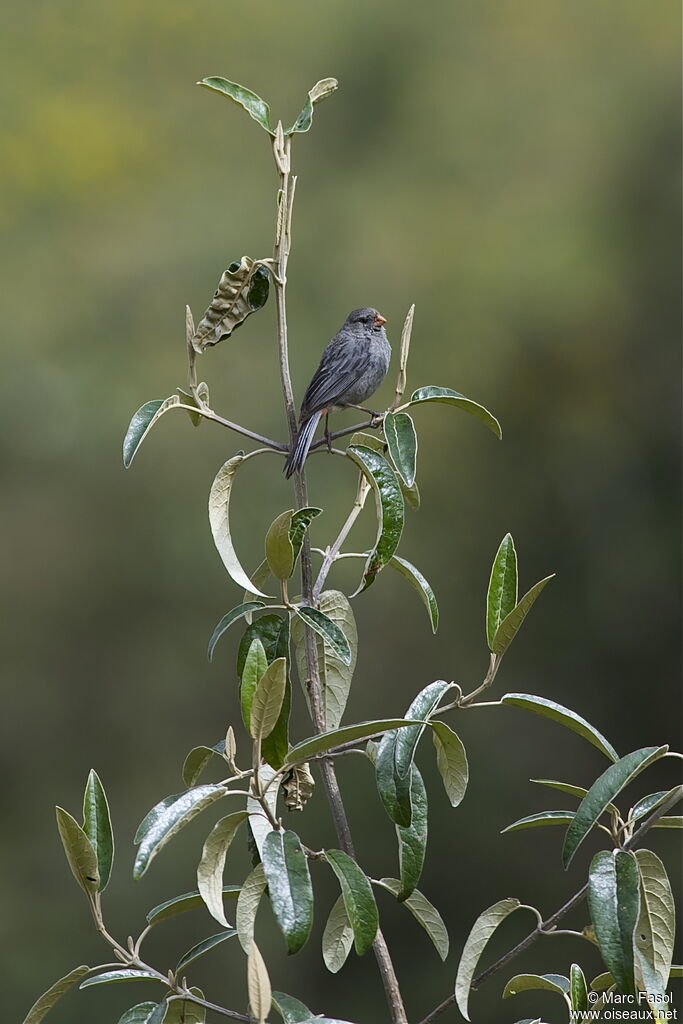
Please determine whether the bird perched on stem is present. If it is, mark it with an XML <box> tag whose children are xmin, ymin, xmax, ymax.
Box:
<box><xmin>284</xmin><ymin>307</ymin><xmax>391</xmax><ymax>477</ymax></box>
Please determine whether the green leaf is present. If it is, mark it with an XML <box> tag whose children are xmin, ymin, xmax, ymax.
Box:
<box><xmin>633</xmin><ymin>849</ymin><xmax>675</xmax><ymax>1010</ymax></box>
<box><xmin>388</xmin><ymin>556</ymin><xmax>438</xmax><ymax>632</ymax></box>
<box><xmin>162</xmin><ymin>989</ymin><xmax>206</xmax><ymax>1024</ymax></box>
<box><xmin>236</xmin><ymin>863</ymin><xmax>267</xmax><ymax>953</ymax></box>
<box><xmin>285</xmin><ymin>719</ymin><xmax>423</xmax><ymax>765</ymax></box>
<box><xmin>395</xmin><ymin>680</ymin><xmax>452</xmax><ymax>779</ymax></box>
<box><xmin>208</xmin><ymin>603</ymin><xmax>266</xmax><ymax>662</ymax></box>
<box><xmin>122</xmin><ymin>397</ymin><xmax>181</xmax><ymax>468</ymax></box>
<box><xmin>262</xmin><ymin>620</ymin><xmax>292</xmax><ymax>770</ymax></box>
<box><xmin>502</xmin><ymin>810</ymin><xmax>575</xmax><ymax>833</ymax></box>
<box><xmin>82</xmin><ymin>770</ymin><xmax>114</xmax><ymax>892</ymax></box>
<box><xmin>502</xmin><ymin>694</ymin><xmax>619</xmax><ymax>762</ymax></box>
<box><xmin>292</xmin><ymin>590</ymin><xmax>358</xmax><ymax>729</ymax></box>
<box><xmin>531</xmin><ymin>779</ymin><xmax>621</xmax><ymax>817</ymax></box>
<box><xmin>376</xmin><ymin>878</ymin><xmax>449</xmax><ymax>960</ymax></box>
<box><xmin>116</xmin><ymin>1004</ymin><xmax>162</xmax><ymax>1024</ymax></box>
<box><xmin>563</xmin><ymin>746</ymin><xmax>668</xmax><ymax>868</ymax></box>
<box><xmin>21</xmin><ymin>965</ymin><xmax>89</xmax><ymax>1024</ymax></box>
<box><xmin>396</xmin><ymin>767</ymin><xmax>428</xmax><ymax>900</ymax></box>
<box><xmin>295</xmin><ymin>606</ymin><xmax>351</xmax><ymax>666</ymax></box>
<box><xmin>272</xmin><ymin>992</ymin><xmax>315</xmax><ymax>1022</ymax></box>
<box><xmin>570</xmin><ymin>964</ymin><xmax>588</xmax><ymax>1012</ymax></box>
<box><xmin>177</xmin><ymin>381</ymin><xmax>209</xmax><ymax>428</ymax></box>
<box><xmin>80</xmin><ymin>970</ymin><xmax>161</xmax><ymax>987</ymax></box>
<box><xmin>247</xmin><ymin>942</ymin><xmax>272</xmax><ymax>1024</ymax></box>
<box><xmin>491</xmin><ymin>575</ymin><xmax>554</xmax><ymax>655</ymax></box>
<box><xmin>263</xmin><ymin>830</ymin><xmax>314</xmax><ymax>954</ymax></box>
<box><xmin>197</xmin><ymin>811</ymin><xmax>250</xmax><ymax>926</ymax></box>
<box><xmin>190</xmin><ymin>259</ymin><xmax>270</xmax><ymax>349</ymax></box>
<box><xmin>248</xmin><ymin>765</ymin><xmax>279</xmax><ymax>858</ymax></box>
<box><xmin>384</xmin><ymin>411</ymin><xmax>417</xmax><ymax>487</ymax></box>
<box><xmin>486</xmin><ymin>534</ymin><xmax>518</xmax><ymax>649</ymax></box>
<box><xmin>265</xmin><ymin>510</ymin><xmax>296</xmax><ymax>581</ymax></box>
<box><xmin>176</xmin><ymin>931</ymin><xmax>237</xmax><ymax>973</ymax></box>
<box><xmin>243</xmin><ymin>560</ymin><xmax>273</xmax><ymax>612</ymax></box>
<box><xmin>289</xmin><ymin>507</ymin><xmax>322</xmax><ymax>565</ymax></box>
<box><xmin>133</xmin><ymin>785</ymin><xmax>227</xmax><ymax>880</ymax></box>
<box><xmin>409</xmin><ymin>385</ymin><xmax>502</xmax><ymax>438</ymax></box>
<box><xmin>630</xmin><ymin>790</ymin><xmax>677</xmax><ymax>823</ymax></box>
<box><xmin>240</xmin><ymin>637</ymin><xmax>268</xmax><ymax>735</ymax></box>
<box><xmin>588</xmin><ymin>850</ymin><xmax>640</xmax><ymax>995</ymax></box>
<box><xmin>134</xmin><ymin>794</ymin><xmax>183</xmax><ymax>845</ymax></box>
<box><xmin>346</xmin><ymin>445</ymin><xmax>404</xmax><ymax>594</ymax></box>
<box><xmin>503</xmin><ymin>974</ymin><xmax>570</xmax><ymax>998</ymax></box>
<box><xmin>209</xmin><ymin>455</ymin><xmax>270</xmax><ymax>597</ymax></box>
<box><xmin>182</xmin><ymin>743</ymin><xmax>224</xmax><ymax>789</ymax></box>
<box><xmin>146</xmin><ymin>886</ymin><xmax>240</xmax><ymax>926</ymax></box>
<box><xmin>322</xmin><ymin>896</ymin><xmax>354</xmax><ymax>974</ymax></box>
<box><xmin>654</xmin><ymin>816</ymin><xmax>683</xmax><ymax>828</ymax></box>
<box><xmin>376</xmin><ymin>727</ymin><xmax>412</xmax><ymax>828</ymax></box>
<box><xmin>324</xmin><ymin>850</ymin><xmax>378</xmax><ymax>955</ymax></box>
<box><xmin>250</xmin><ymin>657</ymin><xmax>287</xmax><ymax>741</ymax></box>
<box><xmin>455</xmin><ymin>898</ymin><xmax>522</xmax><ymax>1020</ymax></box>
<box><xmin>237</xmin><ymin>614</ymin><xmax>290</xmax><ymax>676</ymax></box>
<box><xmin>287</xmin><ymin>77</ymin><xmax>338</xmax><ymax>134</ymax></box>
<box><xmin>55</xmin><ymin>807</ymin><xmax>99</xmax><ymax>894</ymax></box>
<box><xmin>197</xmin><ymin>77</ymin><xmax>272</xmax><ymax>132</ymax></box>
<box><xmin>430</xmin><ymin>721</ymin><xmax>469</xmax><ymax>808</ymax></box>
<box><xmin>590</xmin><ymin>971</ymin><xmax>615</xmax><ymax>991</ymax></box>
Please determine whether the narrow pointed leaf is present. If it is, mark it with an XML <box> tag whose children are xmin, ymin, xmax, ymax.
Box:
<box><xmin>209</xmin><ymin>456</ymin><xmax>270</xmax><ymax>597</ymax></box>
<box><xmin>247</xmin><ymin>942</ymin><xmax>272</xmax><ymax>1024</ymax></box>
<box><xmin>324</xmin><ymin>849</ymin><xmax>378</xmax><ymax>955</ymax></box>
<box><xmin>243</xmin><ymin>560</ymin><xmax>273</xmax><ymax>613</ymax></box>
<box><xmin>388</xmin><ymin>556</ymin><xmax>438</xmax><ymax>632</ymax></box>
<box><xmin>502</xmin><ymin>694</ymin><xmax>619</xmax><ymax>762</ymax></box>
<box><xmin>570</xmin><ymin>964</ymin><xmax>589</xmax><ymax>1012</ymax></box>
<box><xmin>182</xmin><ymin>743</ymin><xmax>224</xmax><ymax>789</ymax></box>
<box><xmin>346</xmin><ymin>445</ymin><xmax>404</xmax><ymax>594</ymax></box>
<box><xmin>491</xmin><ymin>575</ymin><xmax>554</xmax><ymax>655</ymax></box>
<box><xmin>263</xmin><ymin>830</ymin><xmax>313</xmax><ymax>954</ymax></box>
<box><xmin>146</xmin><ymin>886</ymin><xmax>239</xmax><ymax>926</ymax></box>
<box><xmin>134</xmin><ymin>793</ymin><xmax>183</xmax><ymax>845</ymax></box>
<box><xmin>295</xmin><ymin>607</ymin><xmax>351</xmax><ymax>666</ymax></box>
<box><xmin>82</xmin><ymin>770</ymin><xmax>114</xmax><ymax>891</ymax></box>
<box><xmin>409</xmin><ymin>386</ymin><xmax>502</xmax><ymax>438</ymax></box>
<box><xmin>322</xmin><ymin>896</ymin><xmax>354</xmax><ymax>973</ymax></box>
<box><xmin>285</xmin><ymin>718</ymin><xmax>424</xmax><ymax>764</ymax></box>
<box><xmin>198</xmin><ymin>77</ymin><xmax>272</xmax><ymax>133</ymax></box>
<box><xmin>262</xmin><ymin>619</ymin><xmax>291</xmax><ymax>770</ymax></box>
<box><xmin>631</xmin><ymin>789</ymin><xmax>681</xmax><ymax>823</ymax></box>
<box><xmin>289</xmin><ymin>507</ymin><xmax>322</xmax><ymax>566</ymax></box>
<box><xmin>241</xmin><ymin>638</ymin><xmax>268</xmax><ymax>733</ymax></box>
<box><xmin>503</xmin><ymin>974</ymin><xmax>570</xmax><ymax>998</ymax></box>
<box><xmin>208</xmin><ymin>603</ymin><xmax>265</xmax><ymax>661</ymax></box>
<box><xmin>80</xmin><ymin>970</ymin><xmax>160</xmax><ymax>987</ymax></box>
<box><xmin>287</xmin><ymin>77</ymin><xmax>338</xmax><ymax>134</ymax></box>
<box><xmin>237</xmin><ymin>863</ymin><xmax>267</xmax><ymax>953</ymax></box>
<box><xmin>134</xmin><ymin>785</ymin><xmax>227</xmax><ymax>880</ymax></box>
<box><xmin>21</xmin><ymin>965</ymin><xmax>89</xmax><ymax>1024</ymax></box>
<box><xmin>176</xmin><ymin>930</ymin><xmax>237</xmax><ymax>973</ymax></box>
<box><xmin>265</xmin><ymin>510</ymin><xmax>296</xmax><ymax>581</ymax></box>
<box><xmin>384</xmin><ymin>411</ymin><xmax>417</xmax><ymax>487</ymax></box>
<box><xmin>116</xmin><ymin>1004</ymin><xmax>162</xmax><ymax>1024</ymax></box>
<box><xmin>502</xmin><ymin>811</ymin><xmax>575</xmax><ymax>833</ymax></box>
<box><xmin>197</xmin><ymin>811</ymin><xmax>250</xmax><ymax>926</ymax></box>
<box><xmin>588</xmin><ymin>850</ymin><xmax>640</xmax><ymax>995</ymax></box>
<box><xmin>455</xmin><ymin>898</ymin><xmax>522</xmax><ymax>1020</ymax></box>
<box><xmin>192</xmin><ymin>258</ymin><xmax>269</xmax><ymax>350</ymax></box>
<box><xmin>248</xmin><ymin>765</ymin><xmax>279</xmax><ymax>858</ymax></box>
<box><xmin>376</xmin><ymin>878</ymin><xmax>449</xmax><ymax>960</ymax></box>
<box><xmin>397</xmin><ymin>766</ymin><xmax>428</xmax><ymax>900</ymax></box>
<box><xmin>123</xmin><ymin>396</ymin><xmax>181</xmax><ymax>468</ymax></box>
<box><xmin>292</xmin><ymin>589</ymin><xmax>358</xmax><ymax>729</ymax></box>
<box><xmin>531</xmin><ymin>779</ymin><xmax>621</xmax><ymax>817</ymax></box>
<box><xmin>430</xmin><ymin>721</ymin><xmax>469</xmax><ymax>807</ymax></box>
<box><xmin>563</xmin><ymin>747</ymin><xmax>668</xmax><ymax>868</ymax></box>
<box><xmin>55</xmin><ymin>807</ymin><xmax>99</xmax><ymax>894</ymax></box>
<box><xmin>376</xmin><ymin>727</ymin><xmax>412</xmax><ymax>827</ymax></box>
<box><xmin>395</xmin><ymin>680</ymin><xmax>452</xmax><ymax>778</ymax></box>
<box><xmin>486</xmin><ymin>534</ymin><xmax>517</xmax><ymax>648</ymax></box>
<box><xmin>633</xmin><ymin>849</ymin><xmax>675</xmax><ymax>1007</ymax></box>
<box><xmin>654</xmin><ymin>816</ymin><xmax>683</xmax><ymax>828</ymax></box>
<box><xmin>250</xmin><ymin>657</ymin><xmax>287</xmax><ymax>741</ymax></box>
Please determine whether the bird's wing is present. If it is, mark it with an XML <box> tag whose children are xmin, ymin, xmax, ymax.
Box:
<box><xmin>301</xmin><ymin>338</ymin><xmax>364</xmax><ymax>415</ymax></box>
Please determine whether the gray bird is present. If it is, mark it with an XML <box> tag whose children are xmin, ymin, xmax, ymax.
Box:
<box><xmin>284</xmin><ymin>307</ymin><xmax>391</xmax><ymax>477</ymax></box>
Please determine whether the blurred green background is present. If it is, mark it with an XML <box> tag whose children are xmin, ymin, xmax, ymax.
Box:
<box><xmin>3</xmin><ymin>1</ymin><xmax>681</xmax><ymax>1021</ymax></box>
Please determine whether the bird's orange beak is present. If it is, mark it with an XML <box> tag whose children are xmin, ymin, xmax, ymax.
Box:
<box><xmin>374</xmin><ymin>313</ymin><xmax>387</xmax><ymax>326</ymax></box>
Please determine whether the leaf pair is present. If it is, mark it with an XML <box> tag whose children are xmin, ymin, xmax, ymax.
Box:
<box><xmin>486</xmin><ymin>534</ymin><xmax>554</xmax><ymax>657</ymax></box>
<box><xmin>56</xmin><ymin>770</ymin><xmax>113</xmax><ymax>895</ymax></box>
<box><xmin>198</xmin><ymin>76</ymin><xmax>338</xmax><ymax>136</ymax></box>
<box><xmin>265</xmin><ymin>507</ymin><xmax>321</xmax><ymax>580</ymax></box>
<box><xmin>241</xmin><ymin>632</ymin><xmax>290</xmax><ymax>770</ymax></box>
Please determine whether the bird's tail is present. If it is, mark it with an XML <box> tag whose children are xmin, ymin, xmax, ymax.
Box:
<box><xmin>284</xmin><ymin>411</ymin><xmax>321</xmax><ymax>478</ymax></box>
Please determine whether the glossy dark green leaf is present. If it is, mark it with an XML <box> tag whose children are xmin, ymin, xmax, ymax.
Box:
<box><xmin>55</xmin><ymin>806</ymin><xmax>99</xmax><ymax>894</ymax></box>
<box><xmin>197</xmin><ymin>77</ymin><xmax>272</xmax><ymax>132</ymax></box>
<box><xmin>285</xmin><ymin>719</ymin><xmax>423</xmax><ymax>765</ymax></box>
<box><xmin>263</xmin><ymin>830</ymin><xmax>314</xmax><ymax>954</ymax></box>
<box><xmin>122</xmin><ymin>397</ymin><xmax>181</xmax><ymax>468</ymax></box>
<box><xmin>175</xmin><ymin>930</ymin><xmax>237</xmax><ymax>973</ymax></box>
<box><xmin>388</xmin><ymin>556</ymin><xmax>438</xmax><ymax>632</ymax></box>
<box><xmin>346</xmin><ymin>445</ymin><xmax>404</xmax><ymax>594</ymax></box>
<box><xmin>455</xmin><ymin>898</ymin><xmax>522</xmax><ymax>1020</ymax></box>
<box><xmin>289</xmin><ymin>507</ymin><xmax>322</xmax><ymax>566</ymax></box>
<box><xmin>287</xmin><ymin>77</ymin><xmax>338</xmax><ymax>134</ymax></box>
<box><xmin>395</xmin><ymin>680</ymin><xmax>452</xmax><ymax>779</ymax></box>
<box><xmin>376</xmin><ymin>727</ymin><xmax>412</xmax><ymax>828</ymax></box>
<box><xmin>295</xmin><ymin>606</ymin><xmax>351</xmax><ymax>666</ymax></box>
<box><xmin>491</xmin><ymin>575</ymin><xmax>554</xmax><ymax>655</ymax></box>
<box><xmin>322</xmin><ymin>897</ymin><xmax>354</xmax><ymax>974</ymax></box>
<box><xmin>397</xmin><ymin>767</ymin><xmax>428</xmax><ymax>899</ymax></box>
<box><xmin>384</xmin><ymin>411</ymin><xmax>417</xmax><ymax>487</ymax></box>
<box><xmin>237</xmin><ymin>614</ymin><xmax>289</xmax><ymax>677</ymax></box>
<box><xmin>292</xmin><ymin>589</ymin><xmax>357</xmax><ymax>729</ymax></box>
<box><xmin>272</xmin><ymin>991</ymin><xmax>314</xmax><ymax>1023</ymax></box>
<box><xmin>80</xmin><ymin>970</ymin><xmax>160</xmax><ymax>988</ymax></box>
<box><xmin>502</xmin><ymin>810</ymin><xmax>575</xmax><ymax>833</ymax></box>
<box><xmin>116</xmin><ymin>1004</ymin><xmax>162</xmax><ymax>1024</ymax></box>
<box><xmin>21</xmin><ymin>965</ymin><xmax>89</xmax><ymax>1024</ymax></box>
<box><xmin>563</xmin><ymin>746</ymin><xmax>668</xmax><ymax>868</ymax></box>
<box><xmin>502</xmin><ymin>694</ymin><xmax>619</xmax><ymax>762</ymax></box>
<box><xmin>630</xmin><ymin>790</ymin><xmax>676</xmax><ymax>823</ymax></box>
<box><xmin>503</xmin><ymin>974</ymin><xmax>570</xmax><ymax>997</ymax></box>
<box><xmin>250</xmin><ymin>657</ymin><xmax>287</xmax><ymax>742</ymax></box>
<box><xmin>82</xmin><ymin>770</ymin><xmax>114</xmax><ymax>892</ymax></box>
<box><xmin>324</xmin><ymin>849</ymin><xmax>378</xmax><ymax>956</ymax></box>
<box><xmin>409</xmin><ymin>386</ymin><xmax>502</xmax><ymax>438</ymax></box>
<box><xmin>376</xmin><ymin>878</ymin><xmax>449</xmax><ymax>960</ymax></box>
<box><xmin>486</xmin><ymin>534</ymin><xmax>517</xmax><ymax>649</ymax></box>
<box><xmin>182</xmin><ymin>742</ymin><xmax>225</xmax><ymax>789</ymax></box>
<box><xmin>209</xmin><ymin>455</ymin><xmax>270</xmax><ymax>597</ymax></box>
<box><xmin>570</xmin><ymin>964</ymin><xmax>588</xmax><ymax>1012</ymax></box>
<box><xmin>146</xmin><ymin>886</ymin><xmax>240</xmax><ymax>926</ymax></box>
<box><xmin>197</xmin><ymin>811</ymin><xmax>250</xmax><ymax>927</ymax></box>
<box><xmin>208</xmin><ymin>603</ymin><xmax>265</xmax><ymax>662</ymax></box>
<box><xmin>588</xmin><ymin>850</ymin><xmax>640</xmax><ymax>995</ymax></box>
<box><xmin>430</xmin><ymin>721</ymin><xmax>469</xmax><ymax>807</ymax></box>
<box><xmin>134</xmin><ymin>794</ymin><xmax>183</xmax><ymax>845</ymax></box>
<box><xmin>633</xmin><ymin>849</ymin><xmax>675</xmax><ymax>1010</ymax></box>
<box><xmin>133</xmin><ymin>785</ymin><xmax>227</xmax><ymax>880</ymax></box>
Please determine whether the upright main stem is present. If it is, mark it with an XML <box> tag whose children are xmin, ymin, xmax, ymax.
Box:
<box><xmin>271</xmin><ymin>126</ymin><xmax>408</xmax><ymax>1024</ymax></box>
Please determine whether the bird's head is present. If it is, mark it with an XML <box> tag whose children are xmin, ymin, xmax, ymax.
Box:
<box><xmin>347</xmin><ymin>307</ymin><xmax>387</xmax><ymax>332</ymax></box>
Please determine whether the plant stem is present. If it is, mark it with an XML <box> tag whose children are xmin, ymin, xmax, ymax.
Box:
<box><xmin>175</xmin><ymin>403</ymin><xmax>287</xmax><ymax>451</ymax></box>
<box><xmin>313</xmin><ymin>472</ymin><xmax>371</xmax><ymax>601</ymax></box>
<box><xmin>271</xmin><ymin>125</ymin><xmax>408</xmax><ymax>1024</ymax></box>
<box><xmin>415</xmin><ymin>787</ymin><xmax>683</xmax><ymax>1024</ymax></box>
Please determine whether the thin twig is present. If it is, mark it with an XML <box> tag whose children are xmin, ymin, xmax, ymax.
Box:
<box><xmin>313</xmin><ymin>472</ymin><xmax>371</xmax><ymax>601</ymax></box>
<box><xmin>308</xmin><ymin>418</ymin><xmax>381</xmax><ymax>451</ymax></box>
<box><xmin>175</xmin><ymin>404</ymin><xmax>287</xmax><ymax>451</ymax></box>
